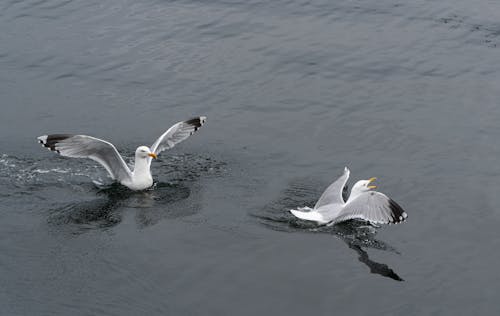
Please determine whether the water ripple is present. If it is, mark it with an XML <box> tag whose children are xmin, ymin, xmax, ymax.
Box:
<box><xmin>254</xmin><ymin>178</ymin><xmax>404</xmax><ymax>281</ymax></box>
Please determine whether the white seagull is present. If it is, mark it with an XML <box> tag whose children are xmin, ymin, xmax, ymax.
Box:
<box><xmin>290</xmin><ymin>167</ymin><xmax>408</xmax><ymax>225</ymax></box>
<box><xmin>37</xmin><ymin>116</ymin><xmax>207</xmax><ymax>190</ymax></box>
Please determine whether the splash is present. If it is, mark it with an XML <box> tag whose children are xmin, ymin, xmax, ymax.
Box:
<box><xmin>0</xmin><ymin>153</ymin><xmax>226</xmax><ymax>188</ymax></box>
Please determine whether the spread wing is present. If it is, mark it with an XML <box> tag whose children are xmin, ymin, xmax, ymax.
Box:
<box><xmin>148</xmin><ymin>116</ymin><xmax>207</xmax><ymax>166</ymax></box>
<box><xmin>333</xmin><ymin>191</ymin><xmax>408</xmax><ymax>225</ymax></box>
<box><xmin>314</xmin><ymin>167</ymin><xmax>350</xmax><ymax>209</ymax></box>
<box><xmin>37</xmin><ymin>134</ymin><xmax>132</xmax><ymax>182</ymax></box>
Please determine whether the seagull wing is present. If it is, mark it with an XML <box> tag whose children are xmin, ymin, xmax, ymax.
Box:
<box><xmin>38</xmin><ymin>134</ymin><xmax>132</xmax><ymax>182</ymax></box>
<box><xmin>148</xmin><ymin>116</ymin><xmax>207</xmax><ymax>166</ymax></box>
<box><xmin>314</xmin><ymin>167</ymin><xmax>350</xmax><ymax>209</ymax></box>
<box><xmin>333</xmin><ymin>191</ymin><xmax>408</xmax><ymax>225</ymax></box>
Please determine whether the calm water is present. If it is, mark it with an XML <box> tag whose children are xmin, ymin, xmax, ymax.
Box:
<box><xmin>1</xmin><ymin>0</ymin><xmax>500</xmax><ymax>315</ymax></box>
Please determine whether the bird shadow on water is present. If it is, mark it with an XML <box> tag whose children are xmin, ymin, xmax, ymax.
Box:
<box><xmin>46</xmin><ymin>181</ymin><xmax>199</xmax><ymax>234</ymax></box>
<box><xmin>253</xmin><ymin>179</ymin><xmax>404</xmax><ymax>282</ymax></box>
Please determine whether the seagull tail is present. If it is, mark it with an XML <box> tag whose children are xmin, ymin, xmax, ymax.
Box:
<box><xmin>290</xmin><ymin>207</ymin><xmax>324</xmax><ymax>222</ymax></box>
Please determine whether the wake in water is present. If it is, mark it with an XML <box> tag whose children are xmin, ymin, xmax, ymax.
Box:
<box><xmin>0</xmin><ymin>153</ymin><xmax>226</xmax><ymax>233</ymax></box>
<box><xmin>254</xmin><ymin>178</ymin><xmax>404</xmax><ymax>281</ymax></box>
<box><xmin>0</xmin><ymin>153</ymin><xmax>225</xmax><ymax>188</ymax></box>
<box><xmin>0</xmin><ymin>153</ymin><xmax>105</xmax><ymax>190</ymax></box>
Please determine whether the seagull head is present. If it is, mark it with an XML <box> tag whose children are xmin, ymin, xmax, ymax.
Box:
<box><xmin>135</xmin><ymin>146</ymin><xmax>157</xmax><ymax>159</ymax></box>
<box><xmin>351</xmin><ymin>177</ymin><xmax>377</xmax><ymax>194</ymax></box>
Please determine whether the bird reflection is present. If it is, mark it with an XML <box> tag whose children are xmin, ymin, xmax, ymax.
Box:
<box><xmin>47</xmin><ymin>181</ymin><xmax>196</xmax><ymax>234</ymax></box>
<box><xmin>256</xmin><ymin>179</ymin><xmax>404</xmax><ymax>281</ymax></box>
<box><xmin>349</xmin><ymin>244</ymin><xmax>403</xmax><ymax>281</ymax></box>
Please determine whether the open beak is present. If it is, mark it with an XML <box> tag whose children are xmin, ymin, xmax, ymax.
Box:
<box><xmin>367</xmin><ymin>177</ymin><xmax>377</xmax><ymax>189</ymax></box>
<box><xmin>148</xmin><ymin>152</ymin><xmax>157</xmax><ymax>159</ymax></box>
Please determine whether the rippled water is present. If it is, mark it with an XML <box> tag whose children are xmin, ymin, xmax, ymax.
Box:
<box><xmin>2</xmin><ymin>0</ymin><xmax>500</xmax><ymax>315</ymax></box>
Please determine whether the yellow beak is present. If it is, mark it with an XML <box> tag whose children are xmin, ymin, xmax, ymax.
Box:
<box><xmin>367</xmin><ymin>177</ymin><xmax>377</xmax><ymax>189</ymax></box>
<box><xmin>148</xmin><ymin>152</ymin><xmax>157</xmax><ymax>159</ymax></box>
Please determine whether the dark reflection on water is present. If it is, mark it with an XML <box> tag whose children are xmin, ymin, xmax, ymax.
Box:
<box><xmin>349</xmin><ymin>244</ymin><xmax>403</xmax><ymax>281</ymax></box>
<box><xmin>46</xmin><ymin>182</ymin><xmax>196</xmax><ymax>234</ymax></box>
<box><xmin>255</xmin><ymin>179</ymin><xmax>404</xmax><ymax>281</ymax></box>
<box><xmin>48</xmin><ymin>198</ymin><xmax>122</xmax><ymax>232</ymax></box>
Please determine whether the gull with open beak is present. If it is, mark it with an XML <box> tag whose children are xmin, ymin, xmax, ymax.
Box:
<box><xmin>290</xmin><ymin>167</ymin><xmax>408</xmax><ymax>225</ymax></box>
<box><xmin>37</xmin><ymin>117</ymin><xmax>206</xmax><ymax>190</ymax></box>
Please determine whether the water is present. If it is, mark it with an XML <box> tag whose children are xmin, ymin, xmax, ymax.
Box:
<box><xmin>1</xmin><ymin>0</ymin><xmax>500</xmax><ymax>314</ymax></box>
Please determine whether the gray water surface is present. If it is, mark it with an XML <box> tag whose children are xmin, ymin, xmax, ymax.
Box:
<box><xmin>2</xmin><ymin>0</ymin><xmax>500</xmax><ymax>315</ymax></box>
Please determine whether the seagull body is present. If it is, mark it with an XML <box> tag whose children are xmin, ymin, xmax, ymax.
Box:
<box><xmin>290</xmin><ymin>167</ymin><xmax>407</xmax><ymax>225</ymax></box>
<box><xmin>38</xmin><ymin>117</ymin><xmax>206</xmax><ymax>190</ymax></box>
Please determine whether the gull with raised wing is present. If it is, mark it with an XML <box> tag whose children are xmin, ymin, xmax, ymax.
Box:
<box><xmin>37</xmin><ymin>117</ymin><xmax>206</xmax><ymax>190</ymax></box>
<box><xmin>290</xmin><ymin>167</ymin><xmax>408</xmax><ymax>225</ymax></box>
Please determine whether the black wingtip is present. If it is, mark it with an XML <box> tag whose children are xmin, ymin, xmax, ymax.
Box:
<box><xmin>38</xmin><ymin>134</ymin><xmax>73</xmax><ymax>152</ymax></box>
<box><xmin>388</xmin><ymin>199</ymin><xmax>408</xmax><ymax>224</ymax></box>
<box><xmin>184</xmin><ymin>116</ymin><xmax>207</xmax><ymax>129</ymax></box>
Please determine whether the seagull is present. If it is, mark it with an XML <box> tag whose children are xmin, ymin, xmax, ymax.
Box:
<box><xmin>290</xmin><ymin>167</ymin><xmax>408</xmax><ymax>225</ymax></box>
<box><xmin>37</xmin><ymin>116</ymin><xmax>206</xmax><ymax>190</ymax></box>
